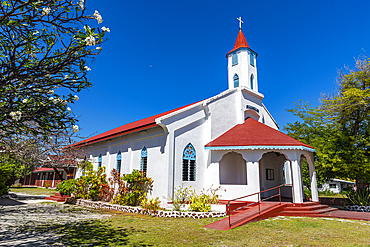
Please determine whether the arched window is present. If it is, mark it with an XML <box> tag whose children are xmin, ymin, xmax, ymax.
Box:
<box><xmin>250</xmin><ymin>74</ymin><xmax>254</xmax><ymax>90</ymax></box>
<box><xmin>182</xmin><ymin>143</ymin><xmax>196</xmax><ymax>181</ymax></box>
<box><xmin>232</xmin><ymin>53</ymin><xmax>238</xmax><ymax>66</ymax></box>
<box><xmin>140</xmin><ymin>147</ymin><xmax>147</xmax><ymax>177</ymax></box>
<box><xmin>98</xmin><ymin>154</ymin><xmax>102</xmax><ymax>169</ymax></box>
<box><xmin>233</xmin><ymin>74</ymin><xmax>239</xmax><ymax>88</ymax></box>
<box><xmin>250</xmin><ymin>52</ymin><xmax>255</xmax><ymax>66</ymax></box>
<box><xmin>116</xmin><ymin>151</ymin><xmax>122</xmax><ymax>174</ymax></box>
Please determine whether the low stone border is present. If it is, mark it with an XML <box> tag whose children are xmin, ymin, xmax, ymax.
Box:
<box><xmin>345</xmin><ymin>205</ymin><xmax>370</xmax><ymax>212</ymax></box>
<box><xmin>76</xmin><ymin>199</ymin><xmax>226</xmax><ymax>219</ymax></box>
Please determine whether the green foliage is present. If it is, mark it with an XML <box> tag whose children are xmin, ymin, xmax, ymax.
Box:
<box><xmin>119</xmin><ymin>170</ymin><xmax>153</xmax><ymax>206</ymax></box>
<box><xmin>189</xmin><ymin>192</ymin><xmax>211</xmax><ymax>212</ymax></box>
<box><xmin>169</xmin><ymin>184</ymin><xmax>193</xmax><ymax>211</ymax></box>
<box><xmin>318</xmin><ymin>190</ymin><xmax>338</xmax><ymax>197</ymax></box>
<box><xmin>169</xmin><ymin>185</ymin><xmax>224</xmax><ymax>212</ymax></box>
<box><xmin>284</xmin><ymin>57</ymin><xmax>370</xmax><ymax>189</ymax></box>
<box><xmin>346</xmin><ymin>188</ymin><xmax>370</xmax><ymax>206</ymax></box>
<box><xmin>141</xmin><ymin>196</ymin><xmax>162</xmax><ymax>213</ymax></box>
<box><xmin>304</xmin><ymin>188</ymin><xmax>312</xmax><ymax>200</ymax></box>
<box><xmin>56</xmin><ymin>179</ymin><xmax>76</xmax><ymax>196</ymax></box>
<box><xmin>44</xmin><ymin>182</ymin><xmax>51</xmax><ymax>189</ymax></box>
<box><xmin>74</xmin><ymin>162</ymin><xmax>108</xmax><ymax>201</ymax></box>
<box><xmin>0</xmin><ymin>162</ymin><xmax>12</xmax><ymax>196</ymax></box>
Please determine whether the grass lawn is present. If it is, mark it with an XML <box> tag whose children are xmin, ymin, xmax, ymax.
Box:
<box><xmin>9</xmin><ymin>186</ymin><xmax>57</xmax><ymax>195</ymax></box>
<box><xmin>38</xmin><ymin>209</ymin><xmax>370</xmax><ymax>246</ymax></box>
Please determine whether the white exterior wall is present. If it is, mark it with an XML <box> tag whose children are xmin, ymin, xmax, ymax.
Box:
<box><xmin>227</xmin><ymin>49</ymin><xmax>258</xmax><ymax>92</ymax></box>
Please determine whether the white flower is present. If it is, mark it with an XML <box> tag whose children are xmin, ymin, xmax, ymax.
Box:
<box><xmin>64</xmin><ymin>75</ymin><xmax>69</xmax><ymax>79</ymax></box>
<box><xmin>33</xmin><ymin>30</ymin><xmax>39</xmax><ymax>35</ymax></box>
<box><xmin>74</xmin><ymin>95</ymin><xmax>79</xmax><ymax>101</ymax></box>
<box><xmin>49</xmin><ymin>97</ymin><xmax>54</xmax><ymax>101</ymax></box>
<box><xmin>93</xmin><ymin>10</ymin><xmax>103</xmax><ymax>24</ymax></box>
<box><xmin>73</xmin><ymin>125</ymin><xmax>79</xmax><ymax>133</ymax></box>
<box><xmin>10</xmin><ymin>111</ymin><xmax>22</xmax><ymax>121</ymax></box>
<box><xmin>83</xmin><ymin>25</ymin><xmax>90</xmax><ymax>33</ymax></box>
<box><xmin>96</xmin><ymin>47</ymin><xmax>102</xmax><ymax>50</ymax></box>
<box><xmin>101</xmin><ymin>26</ymin><xmax>110</xmax><ymax>32</ymax></box>
<box><xmin>48</xmin><ymin>90</ymin><xmax>54</xmax><ymax>94</ymax></box>
<box><xmin>63</xmin><ymin>100</ymin><xmax>68</xmax><ymax>106</ymax></box>
<box><xmin>53</xmin><ymin>98</ymin><xmax>59</xmax><ymax>104</ymax></box>
<box><xmin>78</xmin><ymin>0</ymin><xmax>84</xmax><ymax>9</ymax></box>
<box><xmin>84</xmin><ymin>66</ymin><xmax>91</xmax><ymax>71</ymax></box>
<box><xmin>46</xmin><ymin>74</ymin><xmax>51</xmax><ymax>78</ymax></box>
<box><xmin>84</xmin><ymin>35</ymin><xmax>96</xmax><ymax>46</ymax></box>
<box><xmin>22</xmin><ymin>99</ymin><xmax>28</xmax><ymax>103</ymax></box>
<box><xmin>67</xmin><ymin>107</ymin><xmax>72</xmax><ymax>112</ymax></box>
<box><xmin>72</xmin><ymin>79</ymin><xmax>76</xmax><ymax>83</ymax></box>
<box><xmin>42</xmin><ymin>7</ymin><xmax>51</xmax><ymax>16</ymax></box>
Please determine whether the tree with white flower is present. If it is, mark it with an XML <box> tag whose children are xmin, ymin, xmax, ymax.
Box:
<box><xmin>0</xmin><ymin>0</ymin><xmax>109</xmax><ymax>141</ymax></box>
<box><xmin>0</xmin><ymin>0</ymin><xmax>110</xmax><ymax>185</ymax></box>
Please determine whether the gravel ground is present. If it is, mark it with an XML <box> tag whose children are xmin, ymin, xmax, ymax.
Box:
<box><xmin>0</xmin><ymin>195</ymin><xmax>110</xmax><ymax>246</ymax></box>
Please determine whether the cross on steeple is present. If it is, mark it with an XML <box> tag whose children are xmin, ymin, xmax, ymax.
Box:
<box><xmin>237</xmin><ymin>17</ymin><xmax>243</xmax><ymax>29</ymax></box>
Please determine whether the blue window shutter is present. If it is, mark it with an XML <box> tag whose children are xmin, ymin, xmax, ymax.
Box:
<box><xmin>250</xmin><ymin>74</ymin><xmax>254</xmax><ymax>89</ymax></box>
<box><xmin>98</xmin><ymin>154</ymin><xmax>102</xmax><ymax>169</ymax></box>
<box><xmin>250</xmin><ymin>52</ymin><xmax>254</xmax><ymax>66</ymax></box>
<box><xmin>116</xmin><ymin>151</ymin><xmax>122</xmax><ymax>174</ymax></box>
<box><xmin>233</xmin><ymin>74</ymin><xmax>239</xmax><ymax>88</ymax></box>
<box><xmin>140</xmin><ymin>147</ymin><xmax>147</xmax><ymax>177</ymax></box>
<box><xmin>232</xmin><ymin>53</ymin><xmax>238</xmax><ymax>66</ymax></box>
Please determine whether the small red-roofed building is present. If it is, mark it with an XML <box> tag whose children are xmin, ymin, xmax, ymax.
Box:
<box><xmin>18</xmin><ymin>167</ymin><xmax>74</xmax><ymax>188</ymax></box>
<box><xmin>74</xmin><ymin>21</ymin><xmax>319</xmax><ymax>204</ymax></box>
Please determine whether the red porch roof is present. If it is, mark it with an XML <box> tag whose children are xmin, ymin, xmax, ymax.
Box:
<box><xmin>73</xmin><ymin>100</ymin><xmax>202</xmax><ymax>147</ymax></box>
<box><xmin>205</xmin><ymin>118</ymin><xmax>314</xmax><ymax>150</ymax></box>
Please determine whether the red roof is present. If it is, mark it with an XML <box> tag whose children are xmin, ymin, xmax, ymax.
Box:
<box><xmin>33</xmin><ymin>168</ymin><xmax>63</xmax><ymax>173</ymax></box>
<box><xmin>73</xmin><ymin>100</ymin><xmax>203</xmax><ymax>147</ymax></box>
<box><xmin>205</xmin><ymin>118</ymin><xmax>314</xmax><ymax>149</ymax></box>
<box><xmin>226</xmin><ymin>29</ymin><xmax>250</xmax><ymax>56</ymax></box>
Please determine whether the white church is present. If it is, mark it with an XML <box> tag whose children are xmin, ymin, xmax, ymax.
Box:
<box><xmin>75</xmin><ymin>21</ymin><xmax>320</xmax><ymax>204</ymax></box>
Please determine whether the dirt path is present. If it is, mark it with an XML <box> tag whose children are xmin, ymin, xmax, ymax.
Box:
<box><xmin>0</xmin><ymin>195</ymin><xmax>110</xmax><ymax>246</ymax></box>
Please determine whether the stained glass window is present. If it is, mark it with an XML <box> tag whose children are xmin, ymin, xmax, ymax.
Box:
<box><xmin>140</xmin><ymin>147</ymin><xmax>147</xmax><ymax>177</ymax></box>
<box><xmin>182</xmin><ymin>143</ymin><xmax>196</xmax><ymax>181</ymax></box>
<box><xmin>250</xmin><ymin>74</ymin><xmax>254</xmax><ymax>90</ymax></box>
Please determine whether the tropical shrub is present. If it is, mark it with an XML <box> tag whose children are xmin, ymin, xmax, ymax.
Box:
<box><xmin>346</xmin><ymin>188</ymin><xmax>370</xmax><ymax>206</ymax></box>
<box><xmin>118</xmin><ymin>170</ymin><xmax>153</xmax><ymax>206</ymax></box>
<box><xmin>304</xmin><ymin>188</ymin><xmax>312</xmax><ymax>200</ymax></box>
<box><xmin>74</xmin><ymin>162</ymin><xmax>108</xmax><ymax>201</ymax></box>
<box><xmin>203</xmin><ymin>185</ymin><xmax>225</xmax><ymax>204</ymax></box>
<box><xmin>189</xmin><ymin>192</ymin><xmax>211</xmax><ymax>212</ymax></box>
<box><xmin>141</xmin><ymin>196</ymin><xmax>162</xmax><ymax>213</ymax></box>
<box><xmin>44</xmin><ymin>182</ymin><xmax>51</xmax><ymax>189</ymax></box>
<box><xmin>103</xmin><ymin>169</ymin><xmax>128</xmax><ymax>203</ymax></box>
<box><xmin>57</xmin><ymin>179</ymin><xmax>77</xmax><ymax>196</ymax></box>
<box><xmin>0</xmin><ymin>163</ymin><xmax>13</xmax><ymax>196</ymax></box>
<box><xmin>169</xmin><ymin>185</ymin><xmax>193</xmax><ymax>211</ymax></box>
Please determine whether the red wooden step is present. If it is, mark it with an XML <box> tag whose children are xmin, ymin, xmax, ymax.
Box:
<box><xmin>283</xmin><ymin>204</ymin><xmax>328</xmax><ymax>211</ymax></box>
<box><xmin>279</xmin><ymin>207</ymin><xmax>338</xmax><ymax>216</ymax></box>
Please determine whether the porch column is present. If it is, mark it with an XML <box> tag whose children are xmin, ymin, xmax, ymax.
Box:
<box><xmin>290</xmin><ymin>159</ymin><xmax>304</xmax><ymax>203</ymax></box>
<box><xmin>307</xmin><ymin>154</ymin><xmax>319</xmax><ymax>202</ymax></box>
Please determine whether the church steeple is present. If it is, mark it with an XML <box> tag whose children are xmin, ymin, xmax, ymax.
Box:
<box><xmin>226</xmin><ymin>18</ymin><xmax>258</xmax><ymax>92</ymax></box>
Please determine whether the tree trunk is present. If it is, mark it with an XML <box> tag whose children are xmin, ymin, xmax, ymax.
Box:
<box><xmin>53</xmin><ymin>167</ymin><xmax>64</xmax><ymax>181</ymax></box>
<box><xmin>356</xmin><ymin>176</ymin><xmax>365</xmax><ymax>190</ymax></box>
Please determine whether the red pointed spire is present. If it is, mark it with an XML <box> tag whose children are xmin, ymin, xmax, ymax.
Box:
<box><xmin>226</xmin><ymin>29</ymin><xmax>251</xmax><ymax>56</ymax></box>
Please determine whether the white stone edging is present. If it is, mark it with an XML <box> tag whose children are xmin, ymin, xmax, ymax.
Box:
<box><xmin>345</xmin><ymin>205</ymin><xmax>370</xmax><ymax>212</ymax></box>
<box><xmin>76</xmin><ymin>199</ymin><xmax>226</xmax><ymax>219</ymax></box>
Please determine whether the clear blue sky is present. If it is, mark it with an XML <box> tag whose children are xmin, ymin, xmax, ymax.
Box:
<box><xmin>73</xmin><ymin>0</ymin><xmax>370</xmax><ymax>138</ymax></box>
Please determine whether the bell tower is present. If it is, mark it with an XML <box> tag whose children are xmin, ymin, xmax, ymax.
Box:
<box><xmin>227</xmin><ymin>17</ymin><xmax>258</xmax><ymax>92</ymax></box>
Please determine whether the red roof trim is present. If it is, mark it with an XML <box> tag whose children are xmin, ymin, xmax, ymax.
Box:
<box><xmin>73</xmin><ymin>100</ymin><xmax>203</xmax><ymax>147</ymax></box>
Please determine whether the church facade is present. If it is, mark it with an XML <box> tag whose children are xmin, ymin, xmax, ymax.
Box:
<box><xmin>75</xmin><ymin>25</ymin><xmax>319</xmax><ymax>204</ymax></box>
